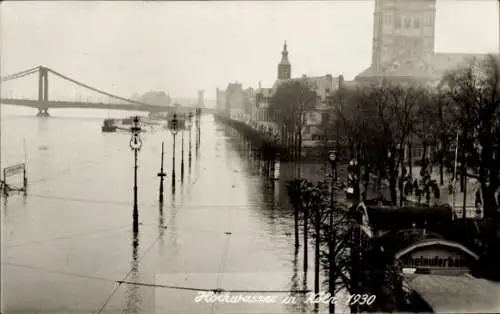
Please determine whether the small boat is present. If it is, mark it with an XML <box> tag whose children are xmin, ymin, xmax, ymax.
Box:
<box><xmin>101</xmin><ymin>119</ymin><xmax>117</xmax><ymax>132</ymax></box>
<box><xmin>122</xmin><ymin>117</ymin><xmax>133</xmax><ymax>125</ymax></box>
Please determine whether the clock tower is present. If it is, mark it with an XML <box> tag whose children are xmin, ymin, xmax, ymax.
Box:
<box><xmin>278</xmin><ymin>41</ymin><xmax>291</xmax><ymax>80</ymax></box>
<box><xmin>372</xmin><ymin>0</ymin><xmax>436</xmax><ymax>74</ymax></box>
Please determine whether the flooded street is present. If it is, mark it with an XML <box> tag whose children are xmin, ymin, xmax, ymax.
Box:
<box><xmin>1</xmin><ymin>107</ymin><xmax>344</xmax><ymax>314</ymax></box>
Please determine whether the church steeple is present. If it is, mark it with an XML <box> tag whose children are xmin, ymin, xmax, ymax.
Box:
<box><xmin>278</xmin><ymin>41</ymin><xmax>291</xmax><ymax>80</ymax></box>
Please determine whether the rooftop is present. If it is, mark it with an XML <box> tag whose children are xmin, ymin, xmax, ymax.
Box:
<box><xmin>404</xmin><ymin>274</ymin><xmax>500</xmax><ymax>313</ymax></box>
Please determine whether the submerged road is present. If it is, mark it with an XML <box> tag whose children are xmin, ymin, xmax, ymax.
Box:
<box><xmin>1</xmin><ymin>108</ymin><xmax>346</xmax><ymax>313</ymax></box>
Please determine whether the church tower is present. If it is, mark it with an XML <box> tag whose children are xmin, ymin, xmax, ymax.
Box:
<box><xmin>371</xmin><ymin>0</ymin><xmax>436</xmax><ymax>73</ymax></box>
<box><xmin>277</xmin><ymin>41</ymin><xmax>291</xmax><ymax>80</ymax></box>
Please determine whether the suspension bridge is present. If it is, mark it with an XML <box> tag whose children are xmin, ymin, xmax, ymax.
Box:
<box><xmin>0</xmin><ymin>66</ymin><xmax>215</xmax><ymax>116</ymax></box>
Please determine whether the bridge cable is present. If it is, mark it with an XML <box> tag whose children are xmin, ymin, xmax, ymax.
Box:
<box><xmin>46</xmin><ymin>68</ymin><xmax>150</xmax><ymax>107</ymax></box>
<box><xmin>0</xmin><ymin>66</ymin><xmax>39</xmax><ymax>80</ymax></box>
<box><xmin>0</xmin><ymin>67</ymin><xmax>39</xmax><ymax>83</ymax></box>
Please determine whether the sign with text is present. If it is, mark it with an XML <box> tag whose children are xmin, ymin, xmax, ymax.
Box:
<box><xmin>4</xmin><ymin>163</ymin><xmax>25</xmax><ymax>178</ymax></box>
<box><xmin>396</xmin><ymin>240</ymin><xmax>478</xmax><ymax>274</ymax></box>
<box><xmin>401</xmin><ymin>250</ymin><xmax>468</xmax><ymax>269</ymax></box>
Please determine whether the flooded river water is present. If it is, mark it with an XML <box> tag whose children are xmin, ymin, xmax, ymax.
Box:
<box><xmin>0</xmin><ymin>106</ymin><xmax>347</xmax><ymax>313</ymax></box>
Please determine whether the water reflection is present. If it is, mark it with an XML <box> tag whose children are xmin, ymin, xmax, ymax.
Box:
<box><xmin>37</xmin><ymin>118</ymin><xmax>48</xmax><ymax>132</ymax></box>
<box><xmin>123</xmin><ymin>229</ymin><xmax>142</xmax><ymax>314</ymax></box>
<box><xmin>159</xmin><ymin>202</ymin><xmax>165</xmax><ymax>239</ymax></box>
<box><xmin>286</xmin><ymin>246</ymin><xmax>302</xmax><ymax>313</ymax></box>
<box><xmin>166</xmin><ymin>188</ymin><xmax>178</xmax><ymax>258</ymax></box>
<box><xmin>171</xmin><ymin>165</ymin><xmax>176</xmax><ymax>196</ymax></box>
<box><xmin>1</xmin><ymin>196</ymin><xmax>6</xmax><ymax>313</ymax></box>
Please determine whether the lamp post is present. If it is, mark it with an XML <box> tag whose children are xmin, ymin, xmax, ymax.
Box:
<box><xmin>195</xmin><ymin>108</ymin><xmax>201</xmax><ymax>147</ymax></box>
<box><xmin>129</xmin><ymin>116</ymin><xmax>143</xmax><ymax>233</ymax></box>
<box><xmin>169</xmin><ymin>114</ymin><xmax>179</xmax><ymax>190</ymax></box>
<box><xmin>181</xmin><ymin>113</ymin><xmax>185</xmax><ymax>180</ymax></box>
<box><xmin>327</xmin><ymin>150</ymin><xmax>337</xmax><ymax>314</ymax></box>
<box><xmin>157</xmin><ymin>142</ymin><xmax>166</xmax><ymax>204</ymax></box>
<box><xmin>187</xmin><ymin>112</ymin><xmax>194</xmax><ymax>169</ymax></box>
<box><xmin>195</xmin><ymin>118</ymin><xmax>200</xmax><ymax>156</ymax></box>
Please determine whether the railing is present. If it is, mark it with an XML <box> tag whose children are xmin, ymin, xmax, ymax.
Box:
<box><xmin>453</xmin><ymin>206</ymin><xmax>483</xmax><ymax>220</ymax></box>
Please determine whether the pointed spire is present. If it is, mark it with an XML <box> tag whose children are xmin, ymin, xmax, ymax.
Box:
<box><xmin>280</xmin><ymin>40</ymin><xmax>289</xmax><ymax>65</ymax></box>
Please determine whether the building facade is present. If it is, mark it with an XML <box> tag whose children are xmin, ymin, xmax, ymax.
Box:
<box><xmin>357</xmin><ymin>0</ymin><xmax>488</xmax><ymax>81</ymax></box>
<box><xmin>197</xmin><ymin>90</ymin><xmax>204</xmax><ymax>108</ymax></box>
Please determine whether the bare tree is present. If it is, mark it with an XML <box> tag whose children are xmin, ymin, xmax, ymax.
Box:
<box><xmin>441</xmin><ymin>55</ymin><xmax>500</xmax><ymax>218</ymax></box>
<box><xmin>270</xmin><ymin>80</ymin><xmax>317</xmax><ymax>161</ymax></box>
<box><xmin>340</xmin><ymin>79</ymin><xmax>423</xmax><ymax>205</ymax></box>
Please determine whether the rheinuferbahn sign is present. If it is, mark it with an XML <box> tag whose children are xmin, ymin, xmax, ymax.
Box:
<box><xmin>395</xmin><ymin>239</ymin><xmax>479</xmax><ymax>275</ymax></box>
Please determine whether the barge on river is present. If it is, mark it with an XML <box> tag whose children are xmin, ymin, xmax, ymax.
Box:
<box><xmin>101</xmin><ymin>119</ymin><xmax>117</xmax><ymax>132</ymax></box>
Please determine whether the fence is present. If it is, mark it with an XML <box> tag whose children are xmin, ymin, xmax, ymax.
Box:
<box><xmin>453</xmin><ymin>206</ymin><xmax>483</xmax><ymax>220</ymax></box>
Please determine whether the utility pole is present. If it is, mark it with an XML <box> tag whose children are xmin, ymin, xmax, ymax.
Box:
<box><xmin>157</xmin><ymin>142</ymin><xmax>166</xmax><ymax>203</ymax></box>
<box><xmin>129</xmin><ymin>116</ymin><xmax>143</xmax><ymax>233</ymax></box>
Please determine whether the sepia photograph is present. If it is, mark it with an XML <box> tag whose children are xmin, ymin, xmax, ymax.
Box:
<box><xmin>0</xmin><ymin>0</ymin><xmax>499</xmax><ymax>313</ymax></box>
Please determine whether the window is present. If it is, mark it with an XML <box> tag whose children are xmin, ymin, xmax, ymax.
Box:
<box><xmin>413</xmin><ymin>17</ymin><xmax>420</xmax><ymax>29</ymax></box>
<box><xmin>395</xmin><ymin>16</ymin><xmax>402</xmax><ymax>28</ymax></box>
<box><xmin>425</xmin><ymin>14</ymin><xmax>433</xmax><ymax>26</ymax></box>
<box><xmin>384</xmin><ymin>12</ymin><xmax>392</xmax><ymax>25</ymax></box>
<box><xmin>312</xmin><ymin>135</ymin><xmax>324</xmax><ymax>141</ymax></box>
<box><xmin>404</xmin><ymin>17</ymin><xmax>411</xmax><ymax>28</ymax></box>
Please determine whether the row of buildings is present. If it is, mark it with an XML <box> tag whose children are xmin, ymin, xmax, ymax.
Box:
<box><xmin>215</xmin><ymin>0</ymin><xmax>492</xmax><ymax>157</ymax></box>
<box><xmin>215</xmin><ymin>41</ymin><xmax>348</xmax><ymax>148</ymax></box>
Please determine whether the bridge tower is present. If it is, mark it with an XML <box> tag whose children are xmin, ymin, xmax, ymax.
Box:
<box><xmin>37</xmin><ymin>66</ymin><xmax>50</xmax><ymax>117</ymax></box>
<box><xmin>197</xmin><ymin>90</ymin><xmax>204</xmax><ymax>108</ymax></box>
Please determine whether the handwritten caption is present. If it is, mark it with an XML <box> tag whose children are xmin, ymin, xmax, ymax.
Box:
<box><xmin>194</xmin><ymin>292</ymin><xmax>376</xmax><ymax>306</ymax></box>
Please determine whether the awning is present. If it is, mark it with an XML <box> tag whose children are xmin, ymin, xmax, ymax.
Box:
<box><xmin>404</xmin><ymin>274</ymin><xmax>500</xmax><ymax>313</ymax></box>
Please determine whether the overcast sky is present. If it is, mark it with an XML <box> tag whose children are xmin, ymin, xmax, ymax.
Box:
<box><xmin>1</xmin><ymin>1</ymin><xmax>498</xmax><ymax>101</ymax></box>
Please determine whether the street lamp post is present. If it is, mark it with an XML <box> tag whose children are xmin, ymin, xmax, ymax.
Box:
<box><xmin>327</xmin><ymin>150</ymin><xmax>337</xmax><ymax>314</ymax></box>
<box><xmin>157</xmin><ymin>142</ymin><xmax>166</xmax><ymax>203</ymax></box>
<box><xmin>195</xmin><ymin>118</ymin><xmax>200</xmax><ymax>156</ymax></box>
<box><xmin>169</xmin><ymin>114</ymin><xmax>179</xmax><ymax>190</ymax></box>
<box><xmin>181</xmin><ymin>114</ymin><xmax>185</xmax><ymax>180</ymax></box>
<box><xmin>129</xmin><ymin>116</ymin><xmax>143</xmax><ymax>233</ymax></box>
<box><xmin>187</xmin><ymin>112</ymin><xmax>194</xmax><ymax>169</ymax></box>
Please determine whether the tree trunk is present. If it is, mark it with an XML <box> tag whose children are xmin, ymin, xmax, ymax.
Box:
<box><xmin>481</xmin><ymin>132</ymin><xmax>497</xmax><ymax>219</ymax></box>
<box><xmin>355</xmin><ymin>145</ymin><xmax>361</xmax><ymax>200</ymax></box>
<box><xmin>298</xmin><ymin>129</ymin><xmax>303</xmax><ymax>162</ymax></box>
<box><xmin>399</xmin><ymin>155</ymin><xmax>404</xmax><ymax>207</ymax></box>
<box><xmin>303</xmin><ymin>206</ymin><xmax>309</xmax><ymax>274</ymax></box>
<box><xmin>408</xmin><ymin>141</ymin><xmax>413</xmax><ymax>178</ymax></box>
<box><xmin>350</xmin><ymin>227</ymin><xmax>360</xmax><ymax>314</ymax></box>
<box><xmin>440</xmin><ymin>136</ymin><xmax>445</xmax><ymax>186</ymax></box>
<box><xmin>389</xmin><ymin>149</ymin><xmax>397</xmax><ymax>205</ymax></box>
<box><xmin>314</xmin><ymin>204</ymin><xmax>320</xmax><ymax>297</ymax></box>
<box><xmin>295</xmin><ymin>201</ymin><xmax>300</xmax><ymax>248</ymax></box>
<box><xmin>460</xmin><ymin>128</ymin><xmax>467</xmax><ymax>193</ymax></box>
<box><xmin>421</xmin><ymin>142</ymin><xmax>427</xmax><ymax>166</ymax></box>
